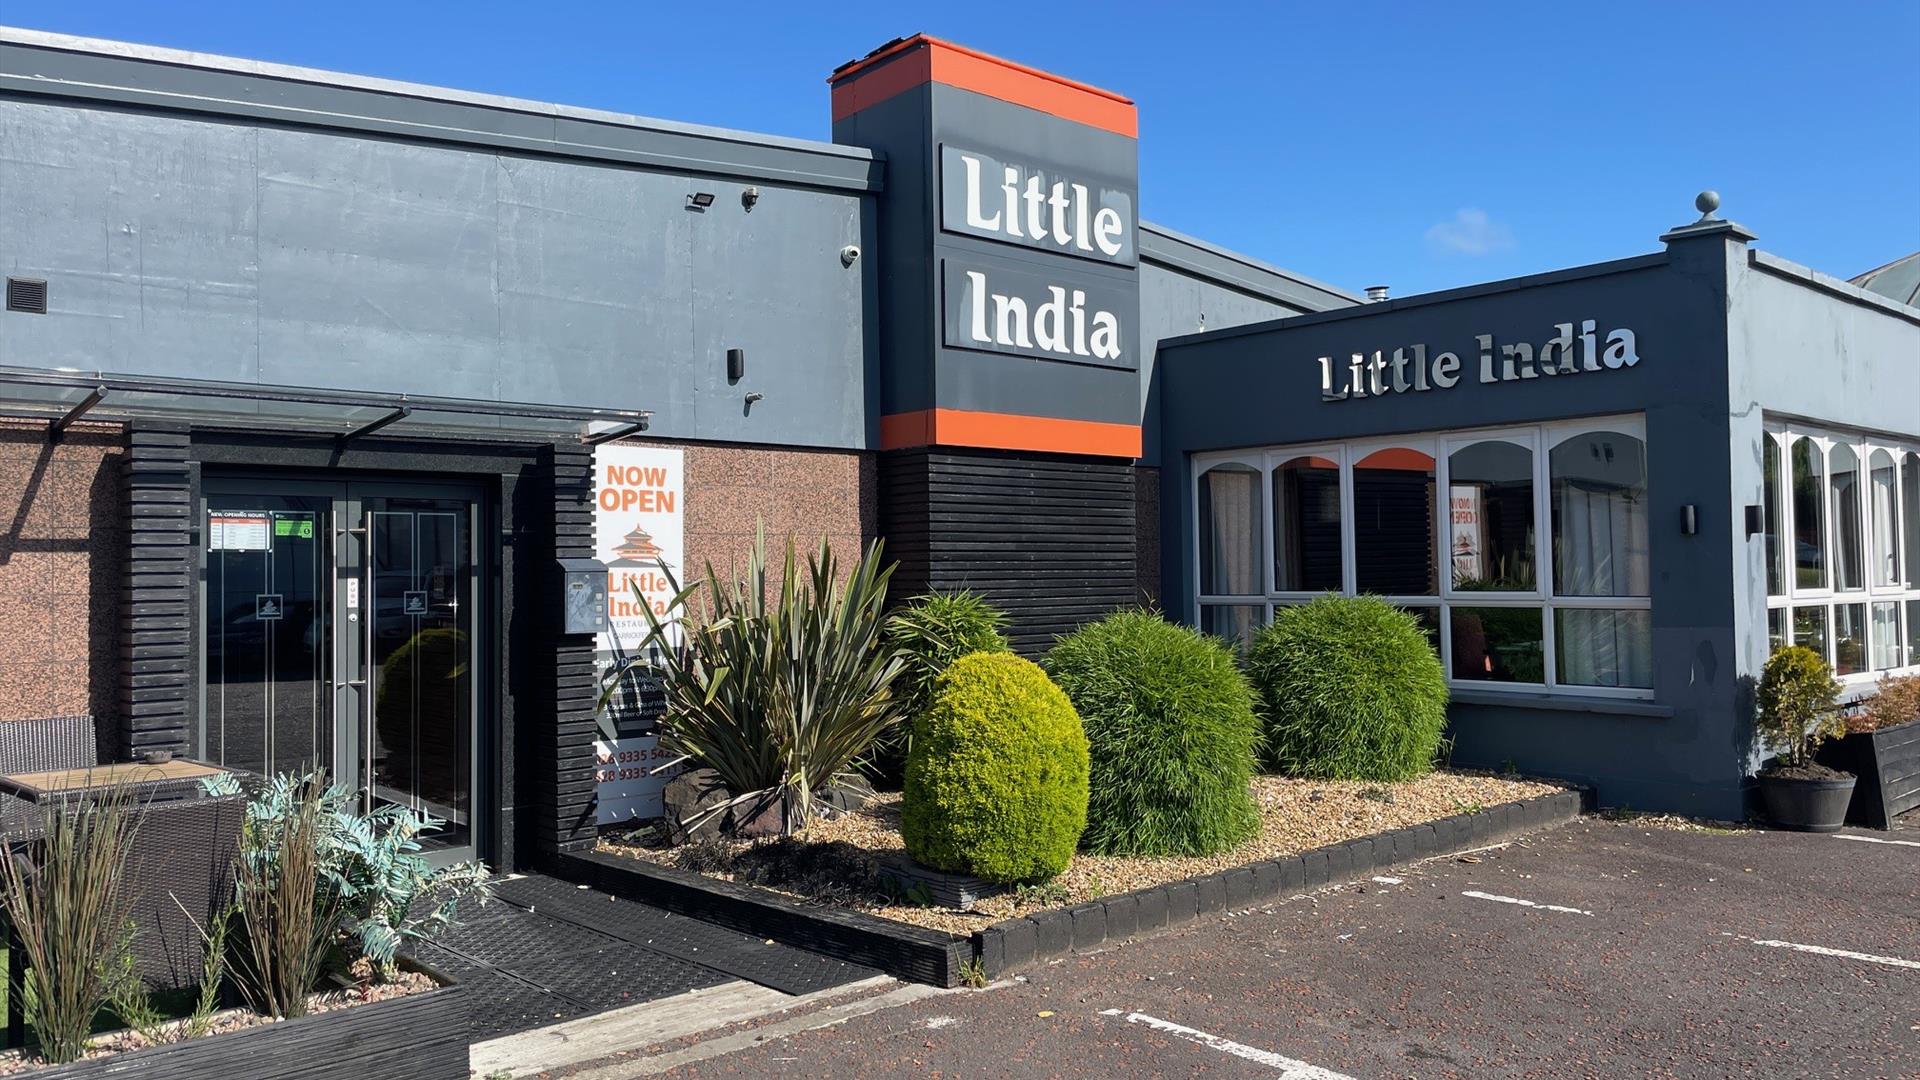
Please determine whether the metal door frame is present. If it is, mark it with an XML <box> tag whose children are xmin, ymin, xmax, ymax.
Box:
<box><xmin>197</xmin><ymin>471</ymin><xmax>492</xmax><ymax>865</ymax></box>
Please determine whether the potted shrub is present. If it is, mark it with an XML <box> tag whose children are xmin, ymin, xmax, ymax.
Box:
<box><xmin>1754</xmin><ymin>645</ymin><xmax>1852</xmax><ymax>832</ymax></box>
<box><xmin>1816</xmin><ymin>674</ymin><xmax>1920</xmax><ymax>828</ymax></box>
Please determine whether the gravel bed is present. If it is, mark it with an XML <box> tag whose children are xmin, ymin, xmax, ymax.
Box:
<box><xmin>599</xmin><ymin>770</ymin><xmax>1567</xmax><ymax>936</ymax></box>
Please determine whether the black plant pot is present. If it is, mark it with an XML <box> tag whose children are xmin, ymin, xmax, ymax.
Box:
<box><xmin>1758</xmin><ymin>772</ymin><xmax>1857</xmax><ymax>833</ymax></box>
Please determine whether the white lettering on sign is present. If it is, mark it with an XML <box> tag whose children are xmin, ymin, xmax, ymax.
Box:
<box><xmin>957</xmin><ymin>151</ymin><xmax>1128</xmax><ymax>258</ymax></box>
<box><xmin>1320</xmin><ymin>321</ymin><xmax>1639</xmax><ymax>402</ymax></box>
<box><xmin>963</xmin><ymin>269</ymin><xmax>1123</xmax><ymax>362</ymax></box>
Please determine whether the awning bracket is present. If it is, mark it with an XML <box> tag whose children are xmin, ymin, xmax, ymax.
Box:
<box><xmin>49</xmin><ymin>385</ymin><xmax>107</xmax><ymax>442</ymax></box>
<box><xmin>586</xmin><ymin>420</ymin><xmax>650</xmax><ymax>446</ymax></box>
<box><xmin>337</xmin><ymin>405</ymin><xmax>412</xmax><ymax>445</ymax></box>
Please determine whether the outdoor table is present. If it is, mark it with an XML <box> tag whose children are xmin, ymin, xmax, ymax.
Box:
<box><xmin>0</xmin><ymin>759</ymin><xmax>227</xmax><ymax>804</ymax></box>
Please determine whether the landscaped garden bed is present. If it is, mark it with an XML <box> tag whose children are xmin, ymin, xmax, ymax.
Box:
<box><xmin>0</xmin><ymin>772</ymin><xmax>489</xmax><ymax>1077</ymax></box>
<box><xmin>601</xmin><ymin>770</ymin><xmax>1566</xmax><ymax>936</ymax></box>
<box><xmin>582</xmin><ymin>539</ymin><xmax>1591</xmax><ymax>985</ymax></box>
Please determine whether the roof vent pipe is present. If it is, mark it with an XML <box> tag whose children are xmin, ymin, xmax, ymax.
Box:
<box><xmin>1365</xmin><ymin>285</ymin><xmax>1390</xmax><ymax>303</ymax></box>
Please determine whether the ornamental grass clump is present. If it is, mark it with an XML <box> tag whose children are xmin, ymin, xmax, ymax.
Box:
<box><xmin>1247</xmin><ymin>595</ymin><xmax>1448</xmax><ymax>781</ymax></box>
<box><xmin>1044</xmin><ymin>610</ymin><xmax>1259</xmax><ymax>857</ymax></box>
<box><xmin>1756</xmin><ymin>645</ymin><xmax>1844</xmax><ymax>775</ymax></box>
<box><xmin>902</xmin><ymin>652</ymin><xmax>1089</xmax><ymax>884</ymax></box>
<box><xmin>869</xmin><ymin>591</ymin><xmax>1011</xmax><ymax>785</ymax></box>
<box><xmin>617</xmin><ymin>529</ymin><xmax>908</xmax><ymax>835</ymax></box>
<box><xmin>233</xmin><ymin>772</ymin><xmax>342</xmax><ymax>1020</ymax></box>
<box><xmin>0</xmin><ymin>783</ymin><xmax>140</xmax><ymax>1063</ymax></box>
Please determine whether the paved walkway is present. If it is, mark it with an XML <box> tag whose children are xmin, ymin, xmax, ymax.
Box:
<box><xmin>407</xmin><ymin>874</ymin><xmax>878</xmax><ymax>1040</ymax></box>
<box><xmin>623</xmin><ymin>817</ymin><xmax>1920</xmax><ymax>1078</ymax></box>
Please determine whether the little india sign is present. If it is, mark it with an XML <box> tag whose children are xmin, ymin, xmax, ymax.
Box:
<box><xmin>1320</xmin><ymin>320</ymin><xmax>1641</xmax><ymax>401</ymax></box>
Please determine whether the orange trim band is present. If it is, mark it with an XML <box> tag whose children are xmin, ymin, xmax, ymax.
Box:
<box><xmin>880</xmin><ymin>408</ymin><xmax>1141</xmax><ymax>458</ymax></box>
<box><xmin>830</xmin><ymin>35</ymin><xmax>1137</xmax><ymax>139</ymax></box>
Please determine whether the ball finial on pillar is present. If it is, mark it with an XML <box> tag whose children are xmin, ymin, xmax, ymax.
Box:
<box><xmin>1695</xmin><ymin>190</ymin><xmax>1721</xmax><ymax>221</ymax></box>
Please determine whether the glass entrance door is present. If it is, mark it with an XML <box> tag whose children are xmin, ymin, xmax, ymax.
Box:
<box><xmin>349</xmin><ymin>490</ymin><xmax>477</xmax><ymax>853</ymax></box>
<box><xmin>201</xmin><ymin>477</ymin><xmax>485</xmax><ymax>861</ymax></box>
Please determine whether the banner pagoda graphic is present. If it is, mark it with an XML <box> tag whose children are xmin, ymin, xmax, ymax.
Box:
<box><xmin>607</xmin><ymin>522</ymin><xmax>673</xmax><ymax>571</ymax></box>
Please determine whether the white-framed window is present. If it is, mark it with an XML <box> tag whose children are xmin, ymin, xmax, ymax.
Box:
<box><xmin>1192</xmin><ymin>414</ymin><xmax>1652</xmax><ymax>698</ymax></box>
<box><xmin>1763</xmin><ymin>421</ymin><xmax>1920</xmax><ymax>682</ymax></box>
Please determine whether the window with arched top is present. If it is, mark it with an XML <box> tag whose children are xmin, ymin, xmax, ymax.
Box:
<box><xmin>1765</xmin><ymin>426</ymin><xmax>1920</xmax><ymax>679</ymax></box>
<box><xmin>1271</xmin><ymin>454</ymin><xmax>1341</xmax><ymax>592</ymax></box>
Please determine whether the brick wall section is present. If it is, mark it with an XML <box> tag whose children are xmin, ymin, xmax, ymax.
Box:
<box><xmin>0</xmin><ymin>418</ymin><xmax>125</xmax><ymax>729</ymax></box>
<box><xmin>623</xmin><ymin>440</ymin><xmax>878</xmax><ymax>592</ymax></box>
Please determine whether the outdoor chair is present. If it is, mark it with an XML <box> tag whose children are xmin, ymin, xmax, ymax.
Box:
<box><xmin>0</xmin><ymin>714</ymin><xmax>106</xmax><ymax>775</ymax></box>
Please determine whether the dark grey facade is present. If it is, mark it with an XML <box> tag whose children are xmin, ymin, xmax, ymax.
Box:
<box><xmin>1159</xmin><ymin>219</ymin><xmax>1920</xmax><ymax>818</ymax></box>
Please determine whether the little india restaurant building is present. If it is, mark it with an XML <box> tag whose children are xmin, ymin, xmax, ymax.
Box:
<box><xmin>1158</xmin><ymin>215</ymin><xmax>1920</xmax><ymax>818</ymax></box>
<box><xmin>0</xmin><ymin>23</ymin><xmax>1912</xmax><ymax>857</ymax></box>
<box><xmin>0</xmin><ymin>28</ymin><xmax>1351</xmax><ymax>871</ymax></box>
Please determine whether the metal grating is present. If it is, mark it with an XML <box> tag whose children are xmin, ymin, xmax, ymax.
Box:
<box><xmin>5</xmin><ymin>278</ymin><xmax>47</xmax><ymax>314</ymax></box>
<box><xmin>491</xmin><ymin>875</ymin><xmax>881</xmax><ymax>996</ymax></box>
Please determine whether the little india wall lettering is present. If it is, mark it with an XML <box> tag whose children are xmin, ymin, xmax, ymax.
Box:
<box><xmin>937</xmin><ymin>145</ymin><xmax>1137</xmax><ymax>371</ymax></box>
<box><xmin>940</xmin><ymin>145</ymin><xmax>1135</xmax><ymax>264</ymax></box>
<box><xmin>1320</xmin><ymin>320</ymin><xmax>1640</xmax><ymax>401</ymax></box>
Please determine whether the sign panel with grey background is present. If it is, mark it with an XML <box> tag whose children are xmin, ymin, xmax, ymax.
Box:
<box><xmin>939</xmin><ymin>144</ymin><xmax>1136</xmax><ymax>266</ymax></box>
<box><xmin>941</xmin><ymin>257</ymin><xmax>1136</xmax><ymax>371</ymax></box>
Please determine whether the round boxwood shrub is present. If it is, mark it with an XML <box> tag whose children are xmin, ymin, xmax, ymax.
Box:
<box><xmin>1044</xmin><ymin>610</ymin><xmax>1260</xmax><ymax>857</ymax></box>
<box><xmin>1246</xmin><ymin>596</ymin><xmax>1447</xmax><ymax>781</ymax></box>
<box><xmin>901</xmin><ymin>652</ymin><xmax>1089</xmax><ymax>883</ymax></box>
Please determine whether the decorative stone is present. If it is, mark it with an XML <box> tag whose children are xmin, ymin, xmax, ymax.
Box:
<box><xmin>662</xmin><ymin>768</ymin><xmax>732</xmax><ymax>844</ymax></box>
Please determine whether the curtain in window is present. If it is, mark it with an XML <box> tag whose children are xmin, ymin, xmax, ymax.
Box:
<box><xmin>1199</xmin><ymin>464</ymin><xmax>1261</xmax><ymax>596</ymax></box>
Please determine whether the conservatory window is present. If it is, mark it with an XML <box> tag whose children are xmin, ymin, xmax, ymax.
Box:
<box><xmin>1763</xmin><ymin>437</ymin><xmax>1784</xmax><ymax>596</ymax></box>
<box><xmin>1354</xmin><ymin>448</ymin><xmax>1436</xmax><ymax>596</ymax></box>
<box><xmin>1271</xmin><ymin>454</ymin><xmax>1342</xmax><ymax>592</ymax></box>
<box><xmin>1765</xmin><ymin>423</ymin><xmax>1920</xmax><ymax>680</ymax></box>
<box><xmin>1791</xmin><ymin>436</ymin><xmax>1827</xmax><ymax>590</ymax></box>
<box><xmin>1196</xmin><ymin>415</ymin><xmax>1651</xmax><ymax>698</ymax></box>
<box><xmin>1830</xmin><ymin>444</ymin><xmax>1864</xmax><ymax>592</ymax></box>
<box><xmin>1447</xmin><ymin>440</ymin><xmax>1536</xmax><ymax>592</ymax></box>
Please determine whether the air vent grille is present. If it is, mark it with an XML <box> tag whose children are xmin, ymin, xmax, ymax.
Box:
<box><xmin>6</xmin><ymin>278</ymin><xmax>47</xmax><ymax>315</ymax></box>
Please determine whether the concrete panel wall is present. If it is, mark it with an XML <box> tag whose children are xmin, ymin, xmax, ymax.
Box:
<box><xmin>0</xmin><ymin>99</ymin><xmax>873</xmax><ymax>450</ymax></box>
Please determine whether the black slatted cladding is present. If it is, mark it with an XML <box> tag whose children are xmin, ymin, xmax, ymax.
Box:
<box><xmin>880</xmin><ymin>448</ymin><xmax>1137</xmax><ymax>655</ymax></box>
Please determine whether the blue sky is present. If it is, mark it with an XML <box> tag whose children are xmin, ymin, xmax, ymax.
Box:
<box><xmin>14</xmin><ymin>1</ymin><xmax>1918</xmax><ymax>297</ymax></box>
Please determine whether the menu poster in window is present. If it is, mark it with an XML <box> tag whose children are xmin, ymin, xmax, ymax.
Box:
<box><xmin>209</xmin><ymin>512</ymin><xmax>272</xmax><ymax>552</ymax></box>
<box><xmin>1449</xmin><ymin>485</ymin><xmax>1483</xmax><ymax>584</ymax></box>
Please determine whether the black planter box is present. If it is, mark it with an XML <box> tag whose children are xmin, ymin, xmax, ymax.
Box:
<box><xmin>26</xmin><ymin>975</ymin><xmax>466</xmax><ymax>1080</ymax></box>
<box><xmin>1817</xmin><ymin>718</ymin><xmax>1920</xmax><ymax>829</ymax></box>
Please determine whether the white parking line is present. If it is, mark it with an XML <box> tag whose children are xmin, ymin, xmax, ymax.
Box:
<box><xmin>1834</xmin><ymin>834</ymin><xmax>1920</xmax><ymax>848</ymax></box>
<box><xmin>1738</xmin><ymin>936</ymin><xmax>1920</xmax><ymax>971</ymax></box>
<box><xmin>1461</xmin><ymin>890</ymin><xmax>1594</xmax><ymax>916</ymax></box>
<box><xmin>1101</xmin><ymin>1010</ymin><xmax>1355</xmax><ymax>1079</ymax></box>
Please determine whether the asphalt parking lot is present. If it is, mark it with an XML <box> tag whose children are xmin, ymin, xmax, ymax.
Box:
<box><xmin>658</xmin><ymin>816</ymin><xmax>1920</xmax><ymax>1078</ymax></box>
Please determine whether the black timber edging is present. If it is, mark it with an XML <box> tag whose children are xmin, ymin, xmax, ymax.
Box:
<box><xmin>552</xmin><ymin>849</ymin><xmax>972</xmax><ymax>988</ymax></box>
<box><xmin>31</xmin><ymin>968</ymin><xmax>466</xmax><ymax>1079</ymax></box>
<box><xmin>971</xmin><ymin>786</ymin><xmax>1591</xmax><ymax>980</ymax></box>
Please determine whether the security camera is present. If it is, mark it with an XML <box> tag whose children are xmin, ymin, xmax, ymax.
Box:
<box><xmin>840</xmin><ymin>244</ymin><xmax>860</xmax><ymax>267</ymax></box>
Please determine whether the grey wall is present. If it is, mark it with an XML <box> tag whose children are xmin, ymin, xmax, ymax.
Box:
<box><xmin>1136</xmin><ymin>229</ymin><xmax>1357</xmax><ymax>464</ymax></box>
<box><xmin>0</xmin><ymin>87</ymin><xmax>877</xmax><ymax>449</ymax></box>
<box><xmin>1723</xmin><ymin>244</ymin><xmax>1920</xmax><ymax>763</ymax></box>
<box><xmin>1157</xmin><ymin>236</ymin><xmax>1755</xmax><ymax>817</ymax></box>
